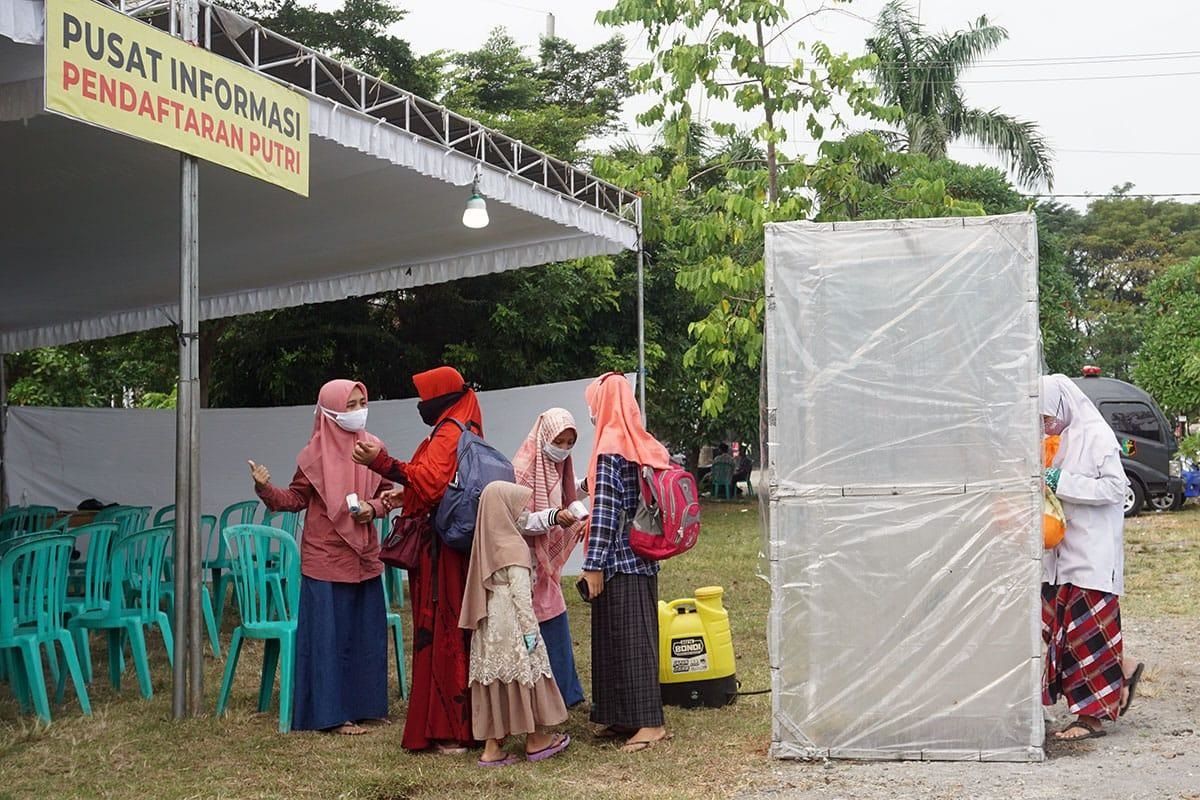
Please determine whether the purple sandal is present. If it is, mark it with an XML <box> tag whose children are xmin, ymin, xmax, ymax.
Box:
<box><xmin>477</xmin><ymin>754</ymin><xmax>519</xmax><ymax>768</ymax></box>
<box><xmin>526</xmin><ymin>733</ymin><xmax>571</xmax><ymax>762</ymax></box>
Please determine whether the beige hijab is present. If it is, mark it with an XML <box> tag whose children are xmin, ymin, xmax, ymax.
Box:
<box><xmin>459</xmin><ymin>481</ymin><xmax>534</xmax><ymax>631</ymax></box>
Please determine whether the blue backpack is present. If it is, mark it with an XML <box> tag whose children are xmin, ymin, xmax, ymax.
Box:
<box><xmin>433</xmin><ymin>419</ymin><xmax>515</xmax><ymax>552</ymax></box>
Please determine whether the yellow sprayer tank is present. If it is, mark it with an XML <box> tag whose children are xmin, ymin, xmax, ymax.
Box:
<box><xmin>658</xmin><ymin>585</ymin><xmax>737</xmax><ymax>708</ymax></box>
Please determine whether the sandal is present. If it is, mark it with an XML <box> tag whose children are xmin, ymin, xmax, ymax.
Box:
<box><xmin>330</xmin><ymin>723</ymin><xmax>368</xmax><ymax>736</ymax></box>
<box><xmin>594</xmin><ymin>725</ymin><xmax>635</xmax><ymax>740</ymax></box>
<box><xmin>477</xmin><ymin>754</ymin><xmax>519</xmax><ymax>768</ymax></box>
<box><xmin>1120</xmin><ymin>662</ymin><xmax>1145</xmax><ymax>717</ymax></box>
<box><xmin>433</xmin><ymin>742</ymin><xmax>469</xmax><ymax>755</ymax></box>
<box><xmin>1054</xmin><ymin>721</ymin><xmax>1107</xmax><ymax>741</ymax></box>
<box><xmin>527</xmin><ymin>733</ymin><xmax>571</xmax><ymax>762</ymax></box>
<box><xmin>620</xmin><ymin>732</ymin><xmax>673</xmax><ymax>753</ymax></box>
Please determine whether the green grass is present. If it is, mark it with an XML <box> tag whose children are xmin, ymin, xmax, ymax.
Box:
<box><xmin>0</xmin><ymin>501</ymin><xmax>773</xmax><ymax>800</ymax></box>
<box><xmin>4</xmin><ymin>500</ymin><xmax>1196</xmax><ymax>798</ymax></box>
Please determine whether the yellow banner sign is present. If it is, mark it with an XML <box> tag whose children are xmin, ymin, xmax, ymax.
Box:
<box><xmin>45</xmin><ymin>0</ymin><xmax>309</xmax><ymax>196</ymax></box>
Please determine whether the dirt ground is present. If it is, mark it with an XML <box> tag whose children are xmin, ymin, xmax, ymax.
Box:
<box><xmin>739</xmin><ymin>595</ymin><xmax>1200</xmax><ymax>800</ymax></box>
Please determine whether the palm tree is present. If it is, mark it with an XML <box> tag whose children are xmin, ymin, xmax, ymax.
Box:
<box><xmin>866</xmin><ymin>1</ymin><xmax>1054</xmax><ymax>189</ymax></box>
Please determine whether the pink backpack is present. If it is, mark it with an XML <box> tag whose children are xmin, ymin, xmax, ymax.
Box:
<box><xmin>628</xmin><ymin>465</ymin><xmax>702</xmax><ymax>561</ymax></box>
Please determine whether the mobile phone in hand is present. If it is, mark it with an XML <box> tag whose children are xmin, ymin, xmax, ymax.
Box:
<box><xmin>575</xmin><ymin>577</ymin><xmax>591</xmax><ymax>603</ymax></box>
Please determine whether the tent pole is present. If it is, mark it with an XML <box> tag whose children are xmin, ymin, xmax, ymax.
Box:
<box><xmin>173</xmin><ymin>0</ymin><xmax>202</xmax><ymax>720</ymax></box>
<box><xmin>635</xmin><ymin>198</ymin><xmax>646</xmax><ymax>419</ymax></box>
<box><xmin>0</xmin><ymin>352</ymin><xmax>7</xmax><ymax>509</ymax></box>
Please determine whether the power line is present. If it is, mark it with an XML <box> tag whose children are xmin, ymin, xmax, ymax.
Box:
<box><xmin>1021</xmin><ymin>193</ymin><xmax>1200</xmax><ymax>199</ymax></box>
<box><xmin>626</xmin><ymin>50</ymin><xmax>1200</xmax><ymax>69</ymax></box>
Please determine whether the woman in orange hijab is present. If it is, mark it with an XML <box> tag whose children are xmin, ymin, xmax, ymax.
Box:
<box><xmin>580</xmin><ymin>372</ymin><xmax>672</xmax><ymax>753</ymax></box>
<box><xmin>352</xmin><ymin>366</ymin><xmax>482</xmax><ymax>753</ymax></box>
<box><xmin>249</xmin><ymin>379</ymin><xmax>392</xmax><ymax>735</ymax></box>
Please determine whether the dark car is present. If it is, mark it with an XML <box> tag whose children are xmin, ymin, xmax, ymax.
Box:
<box><xmin>1072</xmin><ymin>367</ymin><xmax>1184</xmax><ymax>517</ymax></box>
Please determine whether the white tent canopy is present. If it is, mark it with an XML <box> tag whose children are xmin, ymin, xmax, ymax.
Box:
<box><xmin>0</xmin><ymin>0</ymin><xmax>638</xmax><ymax>352</ymax></box>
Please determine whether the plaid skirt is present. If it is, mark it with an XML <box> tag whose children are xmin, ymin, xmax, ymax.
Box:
<box><xmin>1042</xmin><ymin>583</ymin><xmax>1124</xmax><ymax>721</ymax></box>
<box><xmin>590</xmin><ymin>572</ymin><xmax>664</xmax><ymax>729</ymax></box>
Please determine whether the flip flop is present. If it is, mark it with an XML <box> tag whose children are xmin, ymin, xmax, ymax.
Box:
<box><xmin>477</xmin><ymin>754</ymin><xmax>519</xmax><ymax>768</ymax></box>
<box><xmin>620</xmin><ymin>732</ymin><xmax>673</xmax><ymax>753</ymax></box>
<box><xmin>1120</xmin><ymin>662</ymin><xmax>1145</xmax><ymax>717</ymax></box>
<box><xmin>330</xmin><ymin>723</ymin><xmax>368</xmax><ymax>736</ymax></box>
<box><xmin>594</xmin><ymin>726</ymin><xmax>635</xmax><ymax>740</ymax></box>
<box><xmin>1054</xmin><ymin>721</ymin><xmax>1107</xmax><ymax>741</ymax></box>
<box><xmin>527</xmin><ymin>733</ymin><xmax>571</xmax><ymax>762</ymax></box>
<box><xmin>433</xmin><ymin>743</ymin><xmax>469</xmax><ymax>755</ymax></box>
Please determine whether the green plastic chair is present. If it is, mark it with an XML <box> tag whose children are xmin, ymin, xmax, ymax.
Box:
<box><xmin>152</xmin><ymin>504</ymin><xmax>176</xmax><ymax>526</ymax></box>
<box><xmin>61</xmin><ymin>522</ymin><xmax>120</xmax><ymax>684</ymax></box>
<box><xmin>710</xmin><ymin>460</ymin><xmax>735</xmax><ymax>500</ymax></box>
<box><xmin>216</xmin><ymin>524</ymin><xmax>299</xmax><ymax>733</ymax></box>
<box><xmin>210</xmin><ymin>500</ymin><xmax>260</xmax><ymax>627</ymax></box>
<box><xmin>0</xmin><ymin>533</ymin><xmax>91</xmax><ymax>722</ymax></box>
<box><xmin>67</xmin><ymin>526</ymin><xmax>174</xmax><ymax>699</ymax></box>
<box><xmin>373</xmin><ymin>516</ymin><xmax>407</xmax><ymax>698</ymax></box>
<box><xmin>158</xmin><ymin>515</ymin><xmax>222</xmax><ymax>659</ymax></box>
<box><xmin>0</xmin><ymin>506</ymin><xmax>59</xmax><ymax>543</ymax></box>
<box><xmin>261</xmin><ymin>509</ymin><xmax>301</xmax><ymax>538</ymax></box>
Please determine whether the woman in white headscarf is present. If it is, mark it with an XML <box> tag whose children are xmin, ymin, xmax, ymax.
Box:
<box><xmin>1040</xmin><ymin>374</ymin><xmax>1130</xmax><ymax>740</ymax></box>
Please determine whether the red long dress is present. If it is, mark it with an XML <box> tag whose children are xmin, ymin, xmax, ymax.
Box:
<box><xmin>368</xmin><ymin>368</ymin><xmax>483</xmax><ymax>751</ymax></box>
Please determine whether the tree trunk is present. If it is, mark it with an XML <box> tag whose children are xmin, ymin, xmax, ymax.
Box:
<box><xmin>755</xmin><ymin>20</ymin><xmax>779</xmax><ymax>205</ymax></box>
<box><xmin>198</xmin><ymin>319</ymin><xmax>228</xmax><ymax>409</ymax></box>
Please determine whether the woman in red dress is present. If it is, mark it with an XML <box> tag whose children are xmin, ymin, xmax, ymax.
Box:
<box><xmin>352</xmin><ymin>366</ymin><xmax>482</xmax><ymax>753</ymax></box>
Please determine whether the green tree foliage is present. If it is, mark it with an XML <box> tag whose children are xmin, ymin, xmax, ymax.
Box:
<box><xmin>6</xmin><ymin>330</ymin><xmax>177</xmax><ymax>407</ymax></box>
<box><xmin>1047</xmin><ymin>188</ymin><xmax>1200</xmax><ymax>380</ymax></box>
<box><xmin>1133</xmin><ymin>258</ymin><xmax>1200</xmax><ymax>418</ymax></box>
<box><xmin>597</xmin><ymin>0</ymin><xmax>902</xmax><ymax>417</ymax></box>
<box><xmin>439</xmin><ymin>29</ymin><xmax>632</xmax><ymax>162</ymax></box>
<box><xmin>866</xmin><ymin>1</ymin><xmax>1053</xmax><ymax>189</ymax></box>
<box><xmin>230</xmin><ymin>0</ymin><xmax>438</xmax><ymax>96</ymax></box>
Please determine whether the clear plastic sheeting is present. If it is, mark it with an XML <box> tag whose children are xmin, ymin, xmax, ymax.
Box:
<box><xmin>765</xmin><ymin>214</ymin><xmax>1044</xmax><ymax>762</ymax></box>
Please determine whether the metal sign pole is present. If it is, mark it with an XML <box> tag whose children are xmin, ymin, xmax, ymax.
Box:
<box><xmin>172</xmin><ymin>0</ymin><xmax>202</xmax><ymax>719</ymax></box>
<box><xmin>0</xmin><ymin>352</ymin><xmax>7</xmax><ymax>509</ymax></box>
<box><xmin>635</xmin><ymin>197</ymin><xmax>647</xmax><ymax>419</ymax></box>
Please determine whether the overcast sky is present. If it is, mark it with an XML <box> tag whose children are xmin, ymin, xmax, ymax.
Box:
<box><xmin>314</xmin><ymin>0</ymin><xmax>1200</xmax><ymax>206</ymax></box>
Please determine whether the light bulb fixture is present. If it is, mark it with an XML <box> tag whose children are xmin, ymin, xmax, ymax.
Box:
<box><xmin>462</xmin><ymin>172</ymin><xmax>489</xmax><ymax>229</ymax></box>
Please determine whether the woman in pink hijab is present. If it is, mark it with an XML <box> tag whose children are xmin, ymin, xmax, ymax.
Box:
<box><xmin>510</xmin><ymin>408</ymin><xmax>587</xmax><ymax>708</ymax></box>
<box><xmin>248</xmin><ymin>379</ymin><xmax>393</xmax><ymax>735</ymax></box>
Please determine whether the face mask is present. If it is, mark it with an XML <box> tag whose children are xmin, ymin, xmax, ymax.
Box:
<box><xmin>543</xmin><ymin>442</ymin><xmax>571</xmax><ymax>463</ymax></box>
<box><xmin>417</xmin><ymin>390</ymin><xmax>466</xmax><ymax>427</ymax></box>
<box><xmin>322</xmin><ymin>406</ymin><xmax>368</xmax><ymax>432</ymax></box>
<box><xmin>1043</xmin><ymin>417</ymin><xmax>1067</xmax><ymax>436</ymax></box>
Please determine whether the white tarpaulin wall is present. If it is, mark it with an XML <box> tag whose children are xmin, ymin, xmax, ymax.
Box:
<box><xmin>764</xmin><ymin>214</ymin><xmax>1044</xmax><ymax>762</ymax></box>
<box><xmin>6</xmin><ymin>374</ymin><xmax>620</xmax><ymax>572</ymax></box>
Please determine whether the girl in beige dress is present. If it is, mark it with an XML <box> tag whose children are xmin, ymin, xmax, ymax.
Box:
<box><xmin>459</xmin><ymin>481</ymin><xmax>571</xmax><ymax>766</ymax></box>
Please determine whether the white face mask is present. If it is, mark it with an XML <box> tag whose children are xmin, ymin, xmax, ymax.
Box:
<box><xmin>543</xmin><ymin>442</ymin><xmax>572</xmax><ymax>463</ymax></box>
<box><xmin>321</xmin><ymin>406</ymin><xmax>368</xmax><ymax>432</ymax></box>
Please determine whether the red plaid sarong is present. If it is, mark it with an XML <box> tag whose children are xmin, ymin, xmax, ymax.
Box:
<box><xmin>1042</xmin><ymin>583</ymin><xmax>1124</xmax><ymax>721</ymax></box>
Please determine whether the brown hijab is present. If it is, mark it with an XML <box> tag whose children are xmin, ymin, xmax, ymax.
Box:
<box><xmin>459</xmin><ymin>481</ymin><xmax>535</xmax><ymax>631</ymax></box>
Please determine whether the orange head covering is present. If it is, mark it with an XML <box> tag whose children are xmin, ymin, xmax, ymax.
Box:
<box><xmin>585</xmin><ymin>372</ymin><xmax>670</xmax><ymax>494</ymax></box>
<box><xmin>400</xmin><ymin>366</ymin><xmax>484</xmax><ymax>517</ymax></box>
<box><xmin>296</xmin><ymin>379</ymin><xmax>383</xmax><ymax>543</ymax></box>
<box><xmin>413</xmin><ymin>366</ymin><xmax>483</xmax><ymax>432</ymax></box>
<box><xmin>512</xmin><ymin>408</ymin><xmax>583</xmax><ymax>576</ymax></box>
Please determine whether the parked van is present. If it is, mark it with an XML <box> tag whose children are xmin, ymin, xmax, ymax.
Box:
<box><xmin>1072</xmin><ymin>366</ymin><xmax>1184</xmax><ymax>517</ymax></box>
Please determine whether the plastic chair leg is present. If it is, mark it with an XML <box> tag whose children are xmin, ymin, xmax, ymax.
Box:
<box><xmin>258</xmin><ymin>639</ymin><xmax>280</xmax><ymax>713</ymax></box>
<box><xmin>216</xmin><ymin>628</ymin><xmax>244</xmax><ymax>716</ymax></box>
<box><xmin>73</xmin><ymin>628</ymin><xmax>93</xmax><ymax>684</ymax></box>
<box><xmin>55</xmin><ymin>632</ymin><xmax>92</xmax><ymax>716</ymax></box>
<box><xmin>45</xmin><ymin>641</ymin><xmax>61</xmax><ymax>689</ymax></box>
<box><xmin>202</xmin><ymin>587</ymin><xmax>221</xmax><ymax>659</ymax></box>
<box><xmin>5</xmin><ymin>649</ymin><xmax>32</xmax><ymax>713</ymax></box>
<box><xmin>124</xmin><ymin>623</ymin><xmax>154</xmax><ymax>699</ymax></box>
<box><xmin>278</xmin><ymin>633</ymin><xmax>294</xmax><ymax>733</ymax></box>
<box><xmin>19</xmin><ymin>641</ymin><xmax>51</xmax><ymax>722</ymax></box>
<box><xmin>390</xmin><ymin>617</ymin><xmax>407</xmax><ymax>699</ymax></box>
<box><xmin>106</xmin><ymin>629</ymin><xmax>124</xmax><ymax>691</ymax></box>
<box><xmin>156</xmin><ymin>612</ymin><xmax>175</xmax><ymax>669</ymax></box>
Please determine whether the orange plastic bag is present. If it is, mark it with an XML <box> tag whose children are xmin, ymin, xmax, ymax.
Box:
<box><xmin>1042</xmin><ymin>435</ymin><xmax>1065</xmax><ymax>549</ymax></box>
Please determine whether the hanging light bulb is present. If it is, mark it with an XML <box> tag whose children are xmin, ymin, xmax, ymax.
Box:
<box><xmin>462</xmin><ymin>172</ymin><xmax>489</xmax><ymax>229</ymax></box>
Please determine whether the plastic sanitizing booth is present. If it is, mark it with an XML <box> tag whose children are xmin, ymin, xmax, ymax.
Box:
<box><xmin>765</xmin><ymin>214</ymin><xmax>1045</xmax><ymax>762</ymax></box>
